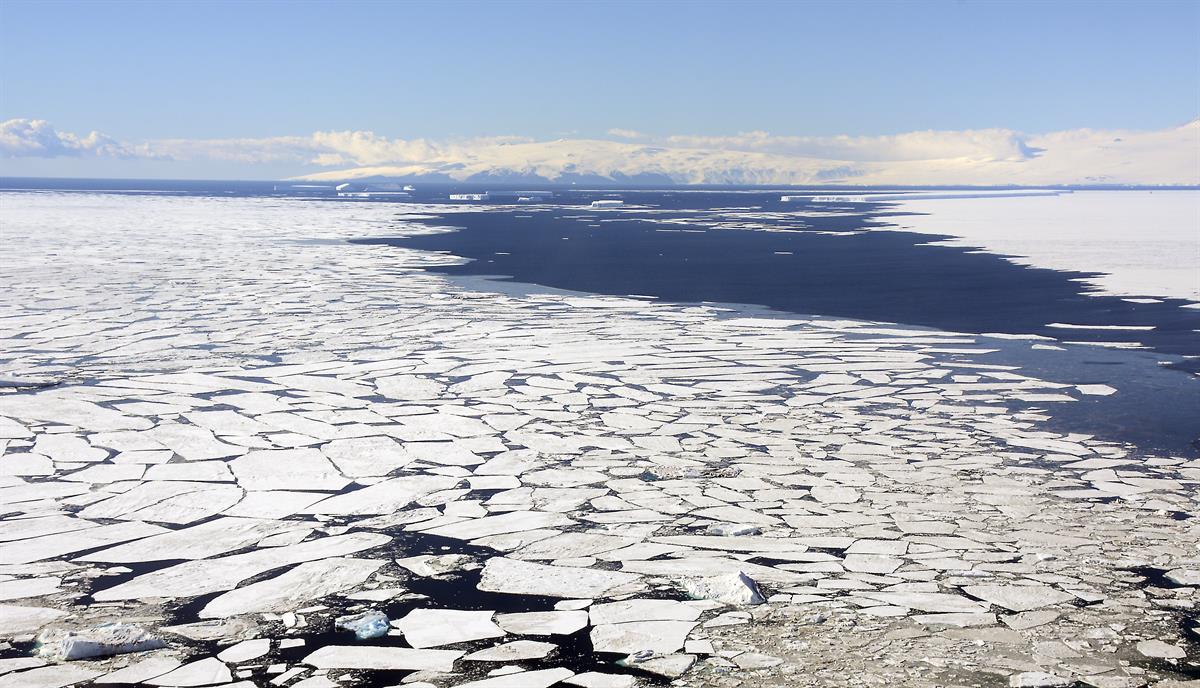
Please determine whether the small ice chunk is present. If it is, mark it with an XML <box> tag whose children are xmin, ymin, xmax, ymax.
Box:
<box><xmin>334</xmin><ymin>611</ymin><xmax>390</xmax><ymax>640</ymax></box>
<box><xmin>682</xmin><ymin>572</ymin><xmax>765</xmax><ymax>605</ymax></box>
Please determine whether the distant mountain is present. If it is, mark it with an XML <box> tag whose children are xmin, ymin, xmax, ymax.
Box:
<box><xmin>9</xmin><ymin>116</ymin><xmax>1192</xmax><ymax>186</ymax></box>
<box><xmin>293</xmin><ymin>122</ymin><xmax>1200</xmax><ymax>186</ymax></box>
<box><xmin>293</xmin><ymin>138</ymin><xmax>866</xmax><ymax>185</ymax></box>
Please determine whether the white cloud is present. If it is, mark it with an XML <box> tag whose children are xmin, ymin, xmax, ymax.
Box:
<box><xmin>0</xmin><ymin>119</ymin><xmax>135</xmax><ymax>158</ymax></box>
<box><xmin>607</xmin><ymin>128</ymin><xmax>645</xmax><ymax>140</ymax></box>
<box><xmin>3</xmin><ymin>117</ymin><xmax>1197</xmax><ymax>185</ymax></box>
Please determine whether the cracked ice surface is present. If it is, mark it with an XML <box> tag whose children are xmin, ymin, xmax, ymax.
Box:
<box><xmin>0</xmin><ymin>191</ymin><xmax>1197</xmax><ymax>688</ymax></box>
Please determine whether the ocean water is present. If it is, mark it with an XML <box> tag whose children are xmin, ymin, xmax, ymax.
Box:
<box><xmin>361</xmin><ymin>203</ymin><xmax>1200</xmax><ymax>359</ymax></box>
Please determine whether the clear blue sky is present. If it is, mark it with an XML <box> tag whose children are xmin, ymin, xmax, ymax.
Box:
<box><xmin>2</xmin><ymin>0</ymin><xmax>1198</xmax><ymax>142</ymax></box>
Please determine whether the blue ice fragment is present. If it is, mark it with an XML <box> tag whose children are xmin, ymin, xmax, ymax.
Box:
<box><xmin>334</xmin><ymin>611</ymin><xmax>390</xmax><ymax>640</ymax></box>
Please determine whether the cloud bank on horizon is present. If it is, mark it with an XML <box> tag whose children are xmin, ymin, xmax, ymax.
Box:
<box><xmin>2</xmin><ymin>117</ymin><xmax>1197</xmax><ymax>186</ymax></box>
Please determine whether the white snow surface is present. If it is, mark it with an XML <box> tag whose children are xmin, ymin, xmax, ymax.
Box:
<box><xmin>882</xmin><ymin>190</ymin><xmax>1200</xmax><ymax>303</ymax></box>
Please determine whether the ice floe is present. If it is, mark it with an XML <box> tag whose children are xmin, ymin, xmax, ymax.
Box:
<box><xmin>0</xmin><ymin>191</ymin><xmax>1195</xmax><ymax>688</ymax></box>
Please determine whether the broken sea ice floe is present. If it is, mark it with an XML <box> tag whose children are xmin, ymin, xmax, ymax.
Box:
<box><xmin>5</xmin><ymin>192</ymin><xmax>1200</xmax><ymax>687</ymax></box>
<box><xmin>94</xmin><ymin>656</ymin><xmax>184</xmax><ymax>684</ymax></box>
<box><xmin>36</xmin><ymin>623</ymin><xmax>166</xmax><ymax>661</ymax></box>
<box><xmin>303</xmin><ymin>645</ymin><xmax>462</xmax><ymax>672</ymax></box>
<box><xmin>705</xmin><ymin>523</ymin><xmax>761</xmax><ymax>537</ymax></box>
<box><xmin>961</xmin><ymin>584</ymin><xmax>1075</xmax><ymax>612</ymax></box>
<box><xmin>1007</xmin><ymin>671</ymin><xmax>1072</xmax><ymax>688</ymax></box>
<box><xmin>590</xmin><ymin>620</ymin><xmax>697</xmax><ymax>654</ymax></box>
<box><xmin>334</xmin><ymin>611</ymin><xmax>390</xmax><ymax>640</ymax></box>
<box><xmin>395</xmin><ymin>553</ymin><xmax>476</xmax><ymax>577</ymax></box>
<box><xmin>477</xmin><ymin>557</ymin><xmax>642</xmax><ymax>598</ymax></box>
<box><xmin>391</xmin><ymin>609</ymin><xmax>504</xmax><ymax>648</ymax></box>
<box><xmin>198</xmin><ymin>557</ymin><xmax>384</xmax><ymax>618</ymax></box>
<box><xmin>1165</xmin><ymin>568</ymin><xmax>1200</xmax><ymax>586</ymax></box>
<box><xmin>617</xmin><ymin>650</ymin><xmax>696</xmax><ymax>678</ymax></box>
<box><xmin>216</xmin><ymin>638</ymin><xmax>270</xmax><ymax>663</ymax></box>
<box><xmin>464</xmin><ymin>639</ymin><xmax>557</xmax><ymax>661</ymax></box>
<box><xmin>1136</xmin><ymin>639</ymin><xmax>1187</xmax><ymax>660</ymax></box>
<box><xmin>682</xmin><ymin>571</ymin><xmax>765</xmax><ymax>605</ymax></box>
<box><xmin>494</xmin><ymin>610</ymin><xmax>589</xmax><ymax>635</ymax></box>
<box><xmin>0</xmin><ymin>372</ymin><xmax>57</xmax><ymax>389</ymax></box>
<box><xmin>159</xmin><ymin>618</ymin><xmax>257</xmax><ymax>642</ymax></box>
<box><xmin>143</xmin><ymin>657</ymin><xmax>232</xmax><ymax>686</ymax></box>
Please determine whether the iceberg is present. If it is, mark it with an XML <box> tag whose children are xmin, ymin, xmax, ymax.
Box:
<box><xmin>682</xmin><ymin>572</ymin><xmax>765</xmax><ymax>605</ymax></box>
<box><xmin>334</xmin><ymin>611</ymin><xmax>390</xmax><ymax>640</ymax></box>
<box><xmin>36</xmin><ymin>623</ymin><xmax>167</xmax><ymax>661</ymax></box>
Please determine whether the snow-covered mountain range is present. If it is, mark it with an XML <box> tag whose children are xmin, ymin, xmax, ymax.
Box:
<box><xmin>292</xmin><ymin>121</ymin><xmax>1199</xmax><ymax>186</ymax></box>
<box><xmin>3</xmin><ymin>118</ymin><xmax>1197</xmax><ymax>186</ymax></box>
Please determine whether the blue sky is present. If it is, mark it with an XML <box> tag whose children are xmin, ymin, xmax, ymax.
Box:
<box><xmin>1</xmin><ymin>0</ymin><xmax>1197</xmax><ymax>181</ymax></box>
<box><xmin>4</xmin><ymin>0</ymin><xmax>1198</xmax><ymax>138</ymax></box>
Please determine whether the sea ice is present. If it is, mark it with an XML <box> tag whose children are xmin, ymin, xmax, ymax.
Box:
<box><xmin>199</xmin><ymin>557</ymin><xmax>384</xmax><ymax>617</ymax></box>
<box><xmin>36</xmin><ymin>623</ymin><xmax>166</xmax><ymax>661</ymax></box>
<box><xmin>303</xmin><ymin>645</ymin><xmax>462</xmax><ymax>672</ymax></box>
<box><xmin>391</xmin><ymin>609</ymin><xmax>504</xmax><ymax>648</ymax></box>
<box><xmin>464</xmin><ymin>640</ymin><xmax>557</xmax><ymax>661</ymax></box>
<box><xmin>493</xmin><ymin>610</ymin><xmax>589</xmax><ymax>635</ymax></box>
<box><xmin>590</xmin><ymin>620</ymin><xmax>697</xmax><ymax>654</ymax></box>
<box><xmin>216</xmin><ymin>638</ymin><xmax>270</xmax><ymax>663</ymax></box>
<box><xmin>0</xmin><ymin>604</ymin><xmax>66</xmax><ymax>635</ymax></box>
<box><xmin>962</xmin><ymin>584</ymin><xmax>1075</xmax><ymax>612</ymax></box>
<box><xmin>682</xmin><ymin>572</ymin><xmax>765</xmax><ymax>605</ymax></box>
<box><xmin>452</xmin><ymin>667</ymin><xmax>574</xmax><ymax>688</ymax></box>
<box><xmin>144</xmin><ymin>657</ymin><xmax>232</xmax><ymax>686</ymax></box>
<box><xmin>229</xmin><ymin>449</ymin><xmax>349</xmax><ymax>491</ymax></box>
<box><xmin>477</xmin><ymin>557</ymin><xmax>642</xmax><ymax>598</ymax></box>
